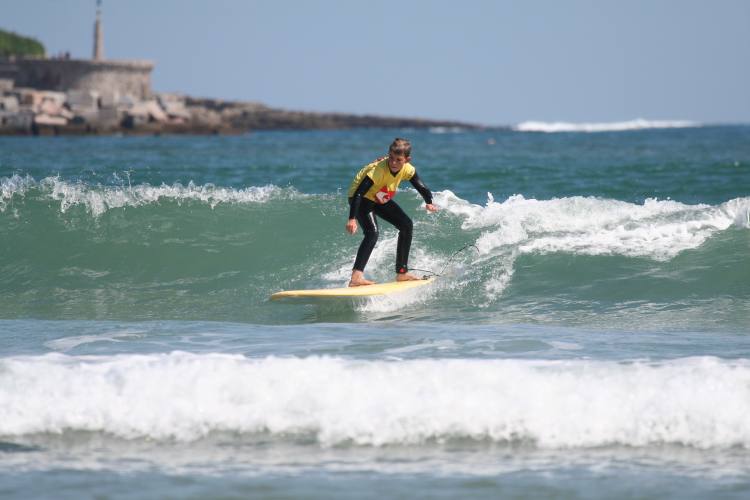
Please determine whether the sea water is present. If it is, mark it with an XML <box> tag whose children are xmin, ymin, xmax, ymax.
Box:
<box><xmin>0</xmin><ymin>124</ymin><xmax>749</xmax><ymax>498</ymax></box>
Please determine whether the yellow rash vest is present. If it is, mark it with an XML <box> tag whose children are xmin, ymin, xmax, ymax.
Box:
<box><xmin>347</xmin><ymin>157</ymin><xmax>416</xmax><ymax>204</ymax></box>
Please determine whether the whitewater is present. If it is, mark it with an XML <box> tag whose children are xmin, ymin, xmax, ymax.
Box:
<box><xmin>2</xmin><ymin>353</ymin><xmax>750</xmax><ymax>448</ymax></box>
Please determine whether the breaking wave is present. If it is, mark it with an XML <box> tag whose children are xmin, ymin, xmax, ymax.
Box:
<box><xmin>1</xmin><ymin>353</ymin><xmax>749</xmax><ymax>449</ymax></box>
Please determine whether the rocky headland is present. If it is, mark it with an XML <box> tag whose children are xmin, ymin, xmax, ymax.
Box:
<box><xmin>0</xmin><ymin>86</ymin><xmax>482</xmax><ymax>136</ymax></box>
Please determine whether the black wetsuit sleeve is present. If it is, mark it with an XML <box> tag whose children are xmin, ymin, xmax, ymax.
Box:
<box><xmin>409</xmin><ymin>172</ymin><xmax>433</xmax><ymax>205</ymax></box>
<box><xmin>348</xmin><ymin>176</ymin><xmax>374</xmax><ymax>219</ymax></box>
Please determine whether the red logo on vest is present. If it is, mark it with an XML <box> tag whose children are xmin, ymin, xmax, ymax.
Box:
<box><xmin>375</xmin><ymin>186</ymin><xmax>395</xmax><ymax>204</ymax></box>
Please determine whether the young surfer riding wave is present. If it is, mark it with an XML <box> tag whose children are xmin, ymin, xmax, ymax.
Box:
<box><xmin>346</xmin><ymin>138</ymin><xmax>438</xmax><ymax>287</ymax></box>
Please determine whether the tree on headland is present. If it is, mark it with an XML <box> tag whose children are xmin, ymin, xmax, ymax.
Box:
<box><xmin>0</xmin><ymin>29</ymin><xmax>45</xmax><ymax>57</ymax></box>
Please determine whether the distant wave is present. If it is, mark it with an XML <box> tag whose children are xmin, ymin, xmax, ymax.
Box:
<box><xmin>514</xmin><ymin>119</ymin><xmax>699</xmax><ymax>133</ymax></box>
<box><xmin>428</xmin><ymin>126</ymin><xmax>466</xmax><ymax>134</ymax></box>
<box><xmin>1</xmin><ymin>353</ymin><xmax>749</xmax><ymax>448</ymax></box>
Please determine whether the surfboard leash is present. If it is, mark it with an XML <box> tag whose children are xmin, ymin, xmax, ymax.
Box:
<box><xmin>410</xmin><ymin>244</ymin><xmax>480</xmax><ymax>279</ymax></box>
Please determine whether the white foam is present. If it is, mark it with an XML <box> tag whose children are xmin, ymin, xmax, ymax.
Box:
<box><xmin>514</xmin><ymin>119</ymin><xmax>699</xmax><ymax>133</ymax></box>
<box><xmin>44</xmin><ymin>331</ymin><xmax>145</xmax><ymax>352</ymax></box>
<box><xmin>724</xmin><ymin>197</ymin><xmax>750</xmax><ymax>228</ymax></box>
<box><xmin>436</xmin><ymin>192</ymin><xmax>749</xmax><ymax>261</ymax></box>
<box><xmin>548</xmin><ymin>341</ymin><xmax>583</xmax><ymax>351</ymax></box>
<box><xmin>384</xmin><ymin>339</ymin><xmax>457</xmax><ymax>355</ymax></box>
<box><xmin>1</xmin><ymin>353</ymin><xmax>749</xmax><ymax>449</ymax></box>
<box><xmin>0</xmin><ymin>175</ymin><xmax>306</xmax><ymax>216</ymax></box>
<box><xmin>0</xmin><ymin>174</ymin><xmax>36</xmax><ymax>211</ymax></box>
<box><xmin>429</xmin><ymin>126</ymin><xmax>466</xmax><ymax>134</ymax></box>
<box><xmin>355</xmin><ymin>285</ymin><xmax>435</xmax><ymax>313</ymax></box>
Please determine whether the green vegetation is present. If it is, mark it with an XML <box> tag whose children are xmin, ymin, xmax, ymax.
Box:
<box><xmin>0</xmin><ymin>29</ymin><xmax>45</xmax><ymax>57</ymax></box>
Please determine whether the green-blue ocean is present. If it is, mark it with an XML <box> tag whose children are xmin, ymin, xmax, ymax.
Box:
<box><xmin>1</xmin><ymin>123</ymin><xmax>749</xmax><ymax>499</ymax></box>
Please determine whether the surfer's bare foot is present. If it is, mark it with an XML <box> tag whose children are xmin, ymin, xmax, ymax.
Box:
<box><xmin>349</xmin><ymin>278</ymin><xmax>375</xmax><ymax>287</ymax></box>
<box><xmin>396</xmin><ymin>272</ymin><xmax>421</xmax><ymax>282</ymax></box>
<box><xmin>349</xmin><ymin>270</ymin><xmax>375</xmax><ymax>287</ymax></box>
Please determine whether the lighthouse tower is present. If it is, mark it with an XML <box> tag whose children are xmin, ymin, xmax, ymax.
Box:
<box><xmin>12</xmin><ymin>0</ymin><xmax>154</xmax><ymax>100</ymax></box>
<box><xmin>93</xmin><ymin>0</ymin><xmax>104</xmax><ymax>61</ymax></box>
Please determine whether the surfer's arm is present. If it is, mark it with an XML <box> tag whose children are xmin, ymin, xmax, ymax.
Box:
<box><xmin>409</xmin><ymin>172</ymin><xmax>435</xmax><ymax>207</ymax></box>
<box><xmin>348</xmin><ymin>176</ymin><xmax>374</xmax><ymax>220</ymax></box>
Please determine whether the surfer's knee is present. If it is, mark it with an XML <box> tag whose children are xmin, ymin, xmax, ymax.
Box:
<box><xmin>399</xmin><ymin>217</ymin><xmax>413</xmax><ymax>236</ymax></box>
<box><xmin>363</xmin><ymin>228</ymin><xmax>379</xmax><ymax>245</ymax></box>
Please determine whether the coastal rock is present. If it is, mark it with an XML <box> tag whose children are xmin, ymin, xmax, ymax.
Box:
<box><xmin>127</xmin><ymin>100</ymin><xmax>168</xmax><ymax>123</ymax></box>
<box><xmin>71</xmin><ymin>109</ymin><xmax>101</xmax><ymax>125</ymax></box>
<box><xmin>12</xmin><ymin>87</ymin><xmax>44</xmax><ymax>108</ymax></box>
<box><xmin>0</xmin><ymin>95</ymin><xmax>19</xmax><ymax>112</ymax></box>
<box><xmin>39</xmin><ymin>98</ymin><xmax>62</xmax><ymax>116</ymax></box>
<box><xmin>0</xmin><ymin>87</ymin><xmax>483</xmax><ymax>135</ymax></box>
<box><xmin>0</xmin><ymin>109</ymin><xmax>33</xmax><ymax>131</ymax></box>
<box><xmin>157</xmin><ymin>94</ymin><xmax>190</xmax><ymax>120</ymax></box>
<box><xmin>189</xmin><ymin>106</ymin><xmax>222</xmax><ymax>127</ymax></box>
<box><xmin>0</xmin><ymin>78</ymin><xmax>14</xmax><ymax>92</ymax></box>
<box><xmin>34</xmin><ymin>113</ymin><xmax>67</xmax><ymax>126</ymax></box>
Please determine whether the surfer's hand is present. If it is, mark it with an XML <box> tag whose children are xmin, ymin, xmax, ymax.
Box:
<box><xmin>346</xmin><ymin>219</ymin><xmax>358</xmax><ymax>234</ymax></box>
<box><xmin>426</xmin><ymin>204</ymin><xmax>438</xmax><ymax>213</ymax></box>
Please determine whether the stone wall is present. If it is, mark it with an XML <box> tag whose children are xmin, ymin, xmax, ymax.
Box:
<box><xmin>10</xmin><ymin>58</ymin><xmax>153</xmax><ymax>100</ymax></box>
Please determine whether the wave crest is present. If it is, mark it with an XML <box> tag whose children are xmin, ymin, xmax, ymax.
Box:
<box><xmin>0</xmin><ymin>175</ymin><xmax>304</xmax><ymax>216</ymax></box>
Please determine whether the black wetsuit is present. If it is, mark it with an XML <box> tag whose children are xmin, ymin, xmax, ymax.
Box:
<box><xmin>348</xmin><ymin>172</ymin><xmax>433</xmax><ymax>274</ymax></box>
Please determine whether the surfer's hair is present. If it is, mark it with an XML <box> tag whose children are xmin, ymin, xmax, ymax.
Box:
<box><xmin>389</xmin><ymin>138</ymin><xmax>412</xmax><ymax>157</ymax></box>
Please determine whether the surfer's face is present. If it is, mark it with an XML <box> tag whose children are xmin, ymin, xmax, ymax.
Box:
<box><xmin>388</xmin><ymin>153</ymin><xmax>410</xmax><ymax>172</ymax></box>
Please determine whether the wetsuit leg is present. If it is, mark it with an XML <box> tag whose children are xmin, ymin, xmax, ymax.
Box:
<box><xmin>373</xmin><ymin>201</ymin><xmax>413</xmax><ymax>274</ymax></box>
<box><xmin>352</xmin><ymin>198</ymin><xmax>378</xmax><ymax>272</ymax></box>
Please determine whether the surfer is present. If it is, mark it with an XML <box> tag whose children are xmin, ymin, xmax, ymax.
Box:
<box><xmin>346</xmin><ymin>138</ymin><xmax>438</xmax><ymax>286</ymax></box>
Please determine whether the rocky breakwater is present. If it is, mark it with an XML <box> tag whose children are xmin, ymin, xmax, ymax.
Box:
<box><xmin>0</xmin><ymin>86</ymin><xmax>480</xmax><ymax>135</ymax></box>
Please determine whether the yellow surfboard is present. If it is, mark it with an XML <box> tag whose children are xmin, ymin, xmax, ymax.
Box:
<box><xmin>270</xmin><ymin>278</ymin><xmax>434</xmax><ymax>300</ymax></box>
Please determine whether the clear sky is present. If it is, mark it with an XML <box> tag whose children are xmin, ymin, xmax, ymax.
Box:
<box><xmin>3</xmin><ymin>0</ymin><xmax>749</xmax><ymax>125</ymax></box>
